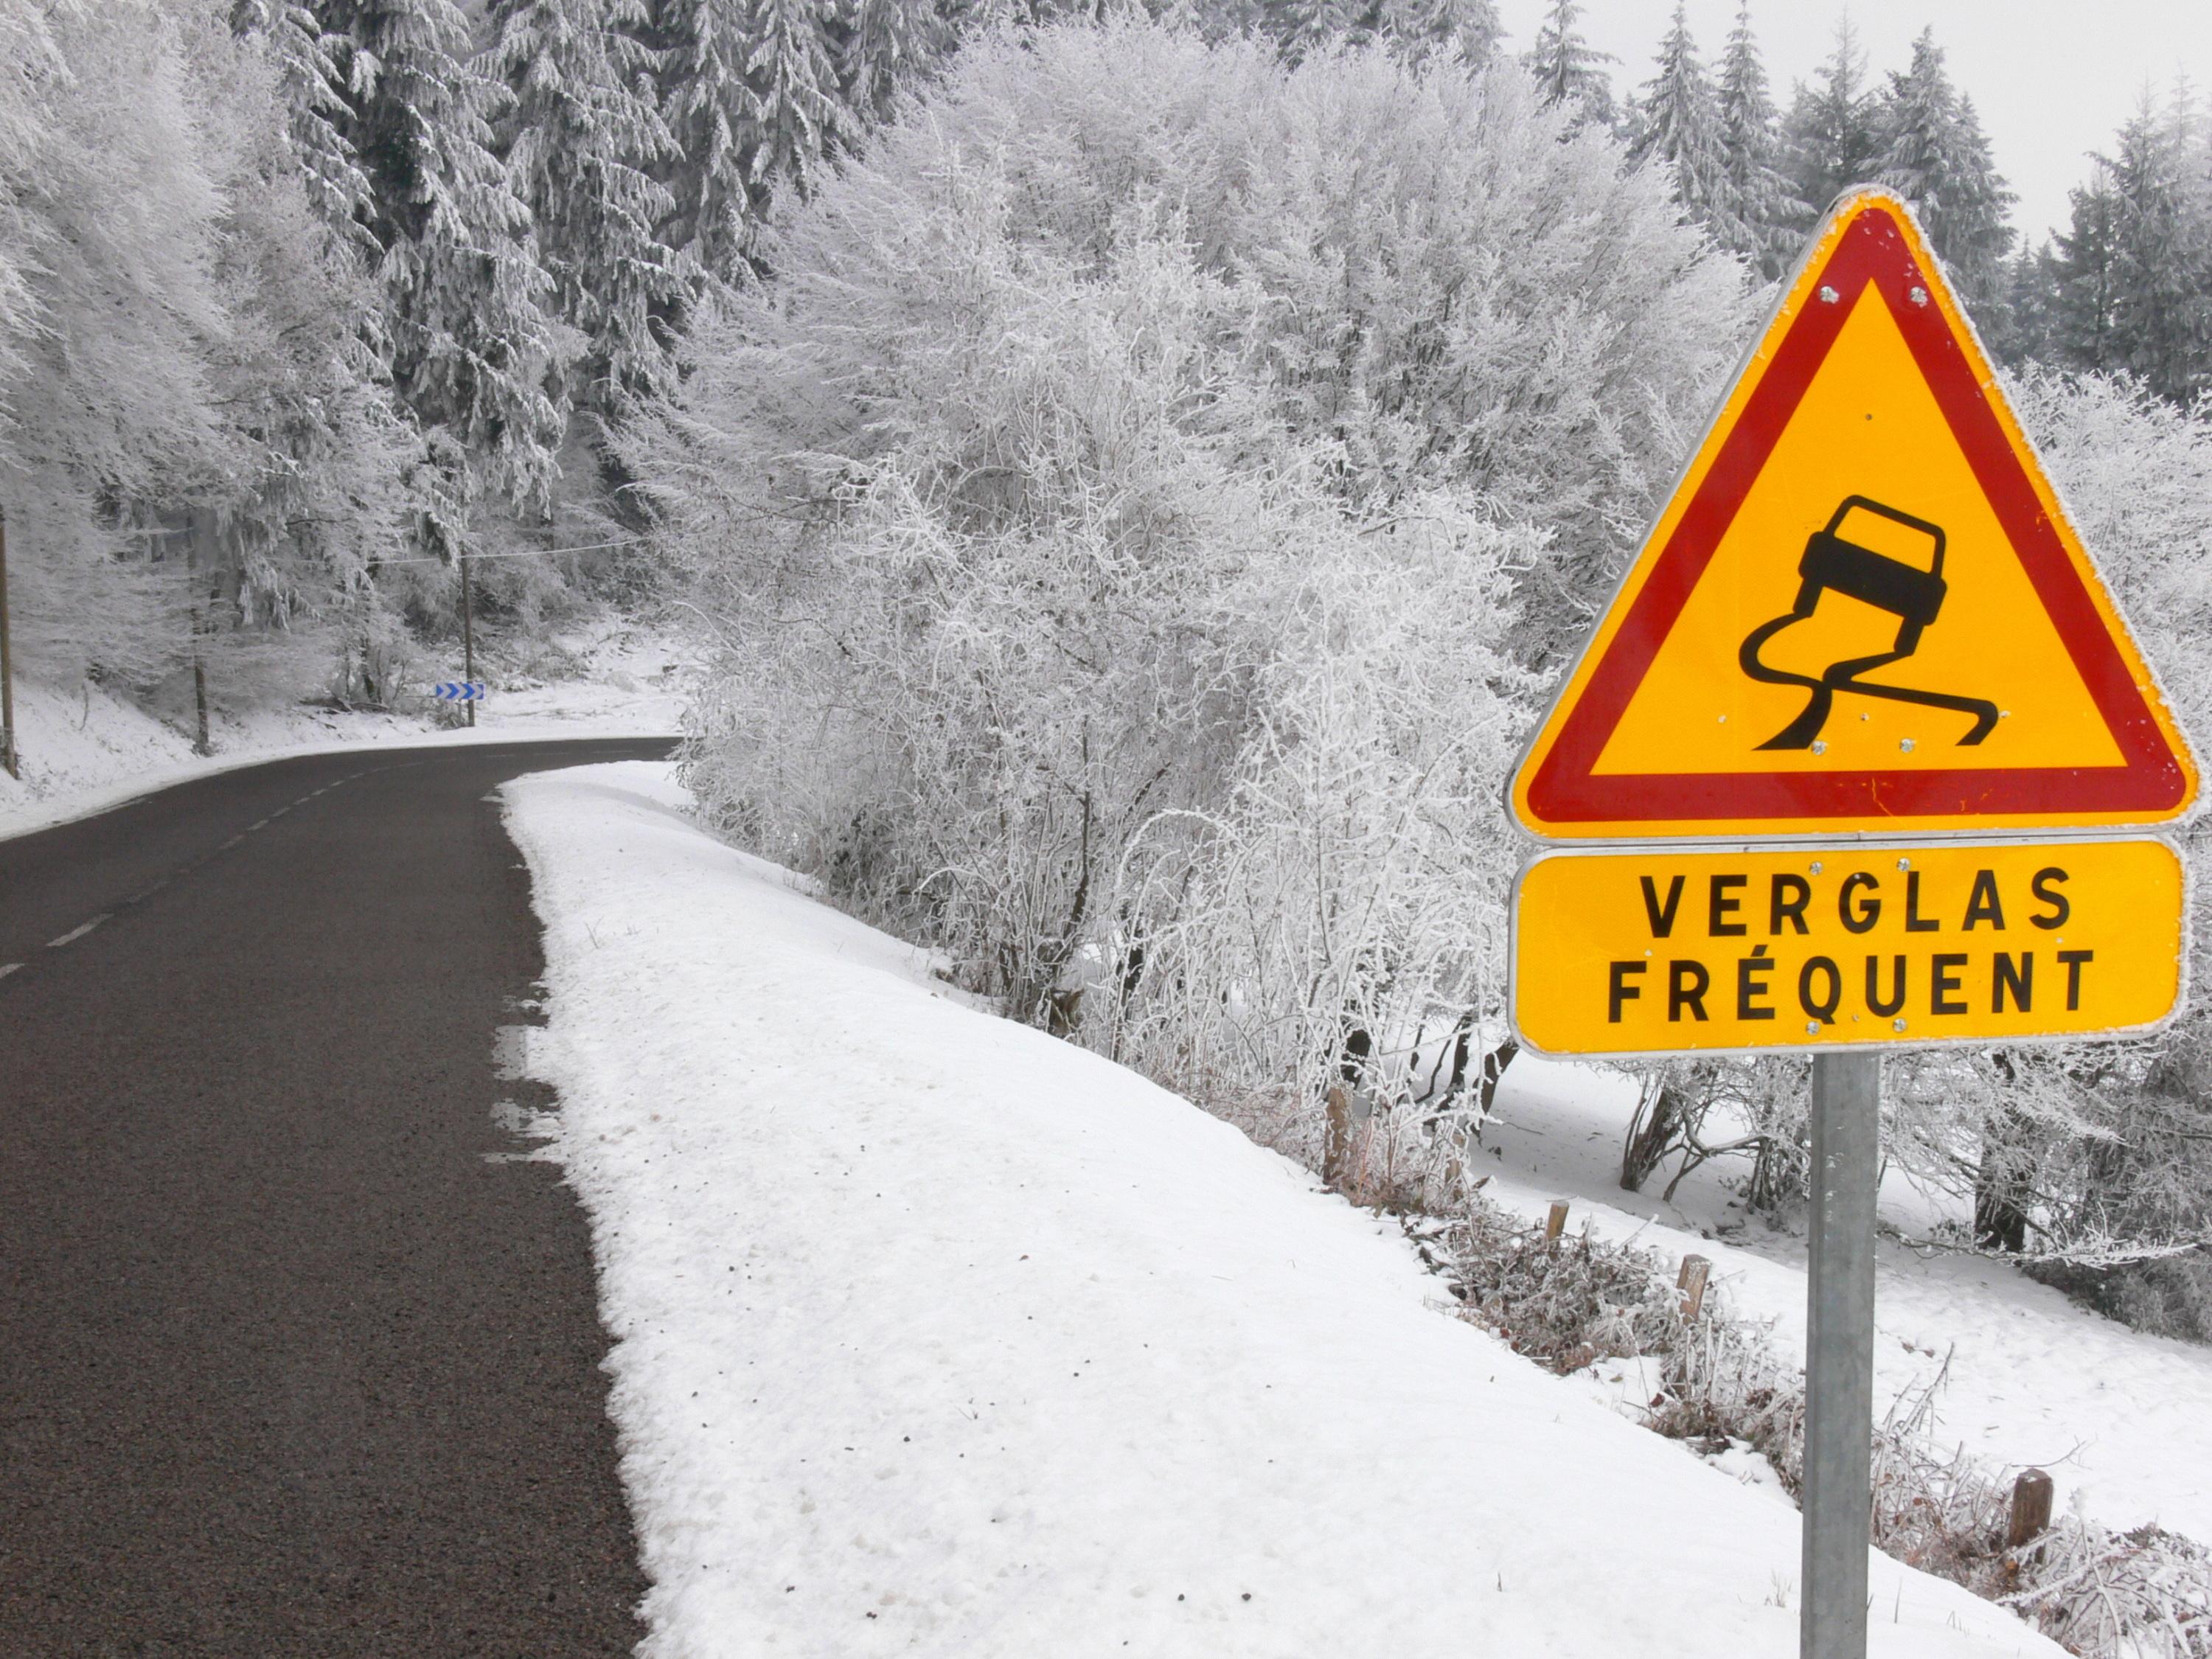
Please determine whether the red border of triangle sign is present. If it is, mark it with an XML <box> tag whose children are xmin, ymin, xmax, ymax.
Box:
<box><xmin>1510</xmin><ymin>188</ymin><xmax>2197</xmax><ymax>842</ymax></box>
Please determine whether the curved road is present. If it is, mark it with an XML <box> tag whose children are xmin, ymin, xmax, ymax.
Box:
<box><xmin>0</xmin><ymin>740</ymin><xmax>669</xmax><ymax>1655</ymax></box>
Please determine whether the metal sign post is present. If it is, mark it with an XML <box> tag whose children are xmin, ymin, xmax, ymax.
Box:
<box><xmin>1802</xmin><ymin>1052</ymin><xmax>1879</xmax><ymax>1659</ymax></box>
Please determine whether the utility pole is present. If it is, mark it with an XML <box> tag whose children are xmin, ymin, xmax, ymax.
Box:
<box><xmin>459</xmin><ymin>549</ymin><xmax>476</xmax><ymax>729</ymax></box>
<box><xmin>0</xmin><ymin>504</ymin><xmax>17</xmax><ymax>779</ymax></box>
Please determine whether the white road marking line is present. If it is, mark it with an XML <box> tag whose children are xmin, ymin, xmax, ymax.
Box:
<box><xmin>47</xmin><ymin>914</ymin><xmax>110</xmax><ymax>948</ymax></box>
<box><xmin>220</xmin><ymin>835</ymin><xmax>245</xmax><ymax>849</ymax></box>
<box><xmin>250</xmin><ymin>819</ymin><xmax>268</xmax><ymax>831</ymax></box>
<box><xmin>0</xmin><ymin>962</ymin><xmax>22</xmax><ymax>979</ymax></box>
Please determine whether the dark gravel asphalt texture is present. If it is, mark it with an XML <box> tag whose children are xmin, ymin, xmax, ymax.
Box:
<box><xmin>0</xmin><ymin>739</ymin><xmax>670</xmax><ymax>1656</ymax></box>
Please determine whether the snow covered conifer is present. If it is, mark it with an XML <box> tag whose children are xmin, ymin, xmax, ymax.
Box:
<box><xmin>484</xmin><ymin>0</ymin><xmax>687</xmax><ymax>421</ymax></box>
<box><xmin>1261</xmin><ymin>0</ymin><xmax>1359</xmax><ymax>64</ymax></box>
<box><xmin>321</xmin><ymin>0</ymin><xmax>566</xmax><ymax>531</ymax></box>
<box><xmin>1629</xmin><ymin>6</ymin><xmax>1725</xmax><ymax>233</ymax></box>
<box><xmin>2051</xmin><ymin>161</ymin><xmax>2125</xmax><ymax>373</ymax></box>
<box><xmin>842</xmin><ymin>0</ymin><xmax>950</xmax><ymax>122</ymax></box>
<box><xmin>1874</xmin><ymin>29</ymin><xmax>2014</xmax><ymax>307</ymax></box>
<box><xmin>1714</xmin><ymin>1</ymin><xmax>1793</xmax><ymax>277</ymax></box>
<box><xmin>747</xmin><ymin>0</ymin><xmax>842</xmax><ymax>204</ymax></box>
<box><xmin>2095</xmin><ymin>95</ymin><xmax>2212</xmax><ymax>406</ymax></box>
<box><xmin>232</xmin><ymin>1</ymin><xmax>376</xmax><ymax>253</ymax></box>
<box><xmin>660</xmin><ymin>0</ymin><xmax>761</xmax><ymax>278</ymax></box>
<box><xmin>1525</xmin><ymin>0</ymin><xmax>1615</xmax><ymax>129</ymax></box>
<box><xmin>1781</xmin><ymin>16</ymin><xmax>1880</xmax><ymax>226</ymax></box>
<box><xmin>661</xmin><ymin>0</ymin><xmax>851</xmax><ymax>282</ymax></box>
<box><xmin>1371</xmin><ymin>0</ymin><xmax>1500</xmax><ymax>69</ymax></box>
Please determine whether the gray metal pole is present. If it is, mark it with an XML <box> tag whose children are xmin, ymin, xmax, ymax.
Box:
<box><xmin>0</xmin><ymin>504</ymin><xmax>16</xmax><ymax>780</ymax></box>
<box><xmin>1802</xmin><ymin>1051</ymin><xmax>1880</xmax><ymax>1659</ymax></box>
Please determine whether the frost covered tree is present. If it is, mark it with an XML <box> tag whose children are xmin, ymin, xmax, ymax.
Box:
<box><xmin>0</xmin><ymin>0</ymin><xmax>411</xmax><ymax>705</ymax></box>
<box><xmin>484</xmin><ymin>0</ymin><xmax>687</xmax><ymax>422</ymax></box>
<box><xmin>1874</xmin><ymin>29</ymin><xmax>2014</xmax><ymax>307</ymax></box>
<box><xmin>320</xmin><ymin>0</ymin><xmax>566</xmax><ymax>537</ymax></box>
<box><xmin>1781</xmin><ymin>15</ymin><xmax>1881</xmax><ymax>224</ymax></box>
<box><xmin>1628</xmin><ymin>6</ymin><xmax>1725</xmax><ymax>233</ymax></box>
<box><xmin>1525</xmin><ymin>0</ymin><xmax>1615</xmax><ymax>129</ymax></box>
<box><xmin>660</xmin><ymin>0</ymin><xmax>758</xmax><ymax>277</ymax></box>
<box><xmin>1713</xmin><ymin>1</ymin><xmax>1794</xmax><ymax>277</ymax></box>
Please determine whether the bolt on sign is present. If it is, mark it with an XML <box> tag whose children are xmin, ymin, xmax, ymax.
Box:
<box><xmin>1507</xmin><ymin>187</ymin><xmax>2197</xmax><ymax>1061</ymax></box>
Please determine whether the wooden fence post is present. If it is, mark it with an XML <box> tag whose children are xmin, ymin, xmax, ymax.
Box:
<box><xmin>1323</xmin><ymin>1086</ymin><xmax>1352</xmax><ymax>1189</ymax></box>
<box><xmin>1677</xmin><ymin>1254</ymin><xmax>1711</xmax><ymax>1321</ymax></box>
<box><xmin>1543</xmin><ymin>1200</ymin><xmax>1569</xmax><ymax>1243</ymax></box>
<box><xmin>2007</xmin><ymin>1469</ymin><xmax>2054</xmax><ymax>1550</ymax></box>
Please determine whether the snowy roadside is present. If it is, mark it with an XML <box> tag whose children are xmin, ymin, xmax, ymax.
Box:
<box><xmin>503</xmin><ymin>760</ymin><xmax>2061</xmax><ymax>1659</ymax></box>
<box><xmin>0</xmin><ymin>628</ymin><xmax>688</xmax><ymax>842</ymax></box>
<box><xmin>1480</xmin><ymin>1060</ymin><xmax>2212</xmax><ymax>1548</ymax></box>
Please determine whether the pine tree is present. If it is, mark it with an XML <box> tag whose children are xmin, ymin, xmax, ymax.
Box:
<box><xmin>747</xmin><ymin>0</ymin><xmax>841</xmax><ymax>203</ymax></box>
<box><xmin>1986</xmin><ymin>241</ymin><xmax>2062</xmax><ymax>369</ymax></box>
<box><xmin>1629</xmin><ymin>5</ymin><xmax>1725</xmax><ymax>231</ymax></box>
<box><xmin>2052</xmin><ymin>161</ymin><xmax>2126</xmax><ymax>373</ymax></box>
<box><xmin>1781</xmin><ymin>15</ymin><xmax>1880</xmax><ymax>226</ymax></box>
<box><xmin>1262</xmin><ymin>0</ymin><xmax>1357</xmax><ymax>65</ymax></box>
<box><xmin>843</xmin><ymin>0</ymin><xmax>950</xmax><ymax>122</ymax></box>
<box><xmin>2100</xmin><ymin>95</ymin><xmax>2212</xmax><ymax>404</ymax></box>
<box><xmin>320</xmin><ymin>0</ymin><xmax>566</xmax><ymax>535</ymax></box>
<box><xmin>1371</xmin><ymin>0</ymin><xmax>1500</xmax><ymax>69</ymax></box>
<box><xmin>1525</xmin><ymin>0</ymin><xmax>1615</xmax><ymax>129</ymax></box>
<box><xmin>231</xmin><ymin>1</ymin><xmax>375</xmax><ymax>253</ymax></box>
<box><xmin>1714</xmin><ymin>1</ymin><xmax>1792</xmax><ymax>277</ymax></box>
<box><xmin>484</xmin><ymin>0</ymin><xmax>687</xmax><ymax>422</ymax></box>
<box><xmin>661</xmin><ymin>0</ymin><xmax>756</xmax><ymax>279</ymax></box>
<box><xmin>1874</xmin><ymin>28</ymin><xmax>2014</xmax><ymax>305</ymax></box>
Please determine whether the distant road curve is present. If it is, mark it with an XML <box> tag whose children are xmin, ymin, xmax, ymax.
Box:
<box><xmin>0</xmin><ymin>737</ymin><xmax>670</xmax><ymax>1655</ymax></box>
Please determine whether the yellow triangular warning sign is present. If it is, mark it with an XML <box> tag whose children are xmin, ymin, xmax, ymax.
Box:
<box><xmin>1512</xmin><ymin>188</ymin><xmax>2196</xmax><ymax>841</ymax></box>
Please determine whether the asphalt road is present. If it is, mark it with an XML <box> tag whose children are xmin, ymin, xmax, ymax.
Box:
<box><xmin>0</xmin><ymin>739</ymin><xmax>670</xmax><ymax>1656</ymax></box>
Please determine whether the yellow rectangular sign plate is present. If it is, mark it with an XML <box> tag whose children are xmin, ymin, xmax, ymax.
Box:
<box><xmin>1512</xmin><ymin>838</ymin><xmax>2183</xmax><ymax>1057</ymax></box>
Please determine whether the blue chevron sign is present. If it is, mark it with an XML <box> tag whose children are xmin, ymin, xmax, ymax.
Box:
<box><xmin>433</xmin><ymin>681</ymin><xmax>486</xmax><ymax>702</ymax></box>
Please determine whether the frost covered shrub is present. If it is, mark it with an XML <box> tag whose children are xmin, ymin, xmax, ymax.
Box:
<box><xmin>1103</xmin><ymin>509</ymin><xmax>1533</xmax><ymax>1138</ymax></box>
<box><xmin>659</xmin><ymin>208</ymin><xmax>1331</xmax><ymax>1023</ymax></box>
<box><xmin>1430</xmin><ymin>1199</ymin><xmax>2212</xmax><ymax>1658</ymax></box>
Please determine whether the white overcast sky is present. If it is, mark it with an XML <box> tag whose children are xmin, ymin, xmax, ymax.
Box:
<box><xmin>1493</xmin><ymin>2</ymin><xmax>2212</xmax><ymax>241</ymax></box>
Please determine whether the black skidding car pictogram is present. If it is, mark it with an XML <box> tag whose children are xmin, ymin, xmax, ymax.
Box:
<box><xmin>1736</xmin><ymin>495</ymin><xmax>2000</xmax><ymax>751</ymax></box>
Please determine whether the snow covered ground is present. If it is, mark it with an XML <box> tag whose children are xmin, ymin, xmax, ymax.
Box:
<box><xmin>0</xmin><ymin>623</ymin><xmax>689</xmax><ymax>841</ymax></box>
<box><xmin>504</xmin><ymin>759</ymin><xmax>2063</xmax><ymax>1658</ymax></box>
<box><xmin>1482</xmin><ymin>1059</ymin><xmax>2212</xmax><ymax>1549</ymax></box>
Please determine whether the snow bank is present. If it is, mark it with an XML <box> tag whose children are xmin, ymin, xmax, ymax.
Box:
<box><xmin>504</xmin><ymin>761</ymin><xmax>2062</xmax><ymax>1659</ymax></box>
<box><xmin>1486</xmin><ymin>1059</ymin><xmax>2212</xmax><ymax>1546</ymax></box>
